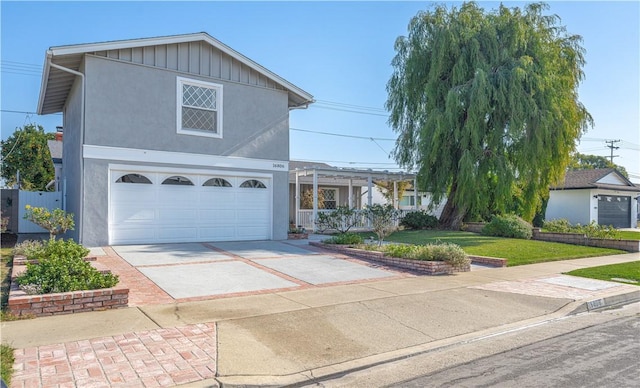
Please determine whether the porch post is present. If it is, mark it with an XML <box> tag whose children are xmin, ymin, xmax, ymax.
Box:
<box><xmin>367</xmin><ymin>176</ymin><xmax>373</xmax><ymax>207</ymax></box>
<box><xmin>393</xmin><ymin>181</ymin><xmax>398</xmax><ymax>209</ymax></box>
<box><xmin>312</xmin><ymin>169</ymin><xmax>318</xmax><ymax>233</ymax></box>
<box><xmin>414</xmin><ymin>177</ymin><xmax>418</xmax><ymax>210</ymax></box>
<box><xmin>348</xmin><ymin>179</ymin><xmax>353</xmax><ymax>209</ymax></box>
<box><xmin>295</xmin><ymin>171</ymin><xmax>300</xmax><ymax>227</ymax></box>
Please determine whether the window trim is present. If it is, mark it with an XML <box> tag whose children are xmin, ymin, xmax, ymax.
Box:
<box><xmin>176</xmin><ymin>76</ymin><xmax>223</xmax><ymax>139</ymax></box>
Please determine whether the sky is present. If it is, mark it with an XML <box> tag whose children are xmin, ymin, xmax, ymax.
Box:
<box><xmin>1</xmin><ymin>0</ymin><xmax>639</xmax><ymax>182</ymax></box>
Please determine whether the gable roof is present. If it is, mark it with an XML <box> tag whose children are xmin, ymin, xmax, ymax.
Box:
<box><xmin>37</xmin><ymin>32</ymin><xmax>314</xmax><ymax>115</ymax></box>
<box><xmin>552</xmin><ymin>168</ymin><xmax>639</xmax><ymax>192</ymax></box>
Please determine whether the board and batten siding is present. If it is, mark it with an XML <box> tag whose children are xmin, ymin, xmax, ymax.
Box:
<box><xmin>91</xmin><ymin>42</ymin><xmax>283</xmax><ymax>92</ymax></box>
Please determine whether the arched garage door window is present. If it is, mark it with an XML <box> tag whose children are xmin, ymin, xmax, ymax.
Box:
<box><xmin>240</xmin><ymin>179</ymin><xmax>266</xmax><ymax>188</ymax></box>
<box><xmin>203</xmin><ymin>177</ymin><xmax>232</xmax><ymax>187</ymax></box>
<box><xmin>162</xmin><ymin>176</ymin><xmax>194</xmax><ymax>185</ymax></box>
<box><xmin>115</xmin><ymin>173</ymin><xmax>152</xmax><ymax>184</ymax></box>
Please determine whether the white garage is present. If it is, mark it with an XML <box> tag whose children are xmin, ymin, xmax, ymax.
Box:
<box><xmin>109</xmin><ymin>168</ymin><xmax>272</xmax><ymax>244</ymax></box>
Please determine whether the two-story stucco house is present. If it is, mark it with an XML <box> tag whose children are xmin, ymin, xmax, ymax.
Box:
<box><xmin>37</xmin><ymin>33</ymin><xmax>313</xmax><ymax>246</ymax></box>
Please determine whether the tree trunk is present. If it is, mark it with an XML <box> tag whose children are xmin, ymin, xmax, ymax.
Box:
<box><xmin>439</xmin><ymin>185</ymin><xmax>466</xmax><ymax>230</ymax></box>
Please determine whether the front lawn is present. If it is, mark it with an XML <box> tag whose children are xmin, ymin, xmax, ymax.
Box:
<box><xmin>618</xmin><ymin>231</ymin><xmax>640</xmax><ymax>241</ymax></box>
<box><xmin>380</xmin><ymin>230</ymin><xmax>625</xmax><ymax>266</ymax></box>
<box><xmin>566</xmin><ymin>261</ymin><xmax>640</xmax><ymax>285</ymax></box>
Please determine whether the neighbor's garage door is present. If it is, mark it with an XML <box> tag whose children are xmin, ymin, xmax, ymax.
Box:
<box><xmin>598</xmin><ymin>195</ymin><xmax>630</xmax><ymax>228</ymax></box>
<box><xmin>109</xmin><ymin>170</ymin><xmax>271</xmax><ymax>244</ymax></box>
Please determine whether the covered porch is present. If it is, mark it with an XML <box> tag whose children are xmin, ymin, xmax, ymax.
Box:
<box><xmin>289</xmin><ymin>165</ymin><xmax>417</xmax><ymax>231</ymax></box>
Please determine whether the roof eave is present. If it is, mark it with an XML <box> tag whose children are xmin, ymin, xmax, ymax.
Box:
<box><xmin>36</xmin><ymin>51</ymin><xmax>53</xmax><ymax>115</ymax></box>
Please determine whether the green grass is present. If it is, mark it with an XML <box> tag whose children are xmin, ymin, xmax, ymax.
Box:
<box><xmin>1</xmin><ymin>343</ymin><xmax>14</xmax><ymax>386</ymax></box>
<box><xmin>566</xmin><ymin>261</ymin><xmax>640</xmax><ymax>285</ymax></box>
<box><xmin>618</xmin><ymin>231</ymin><xmax>640</xmax><ymax>241</ymax></box>
<box><xmin>379</xmin><ymin>230</ymin><xmax>625</xmax><ymax>266</ymax></box>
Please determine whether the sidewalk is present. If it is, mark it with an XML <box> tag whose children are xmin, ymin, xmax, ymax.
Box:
<box><xmin>2</xmin><ymin>252</ymin><xmax>639</xmax><ymax>388</ymax></box>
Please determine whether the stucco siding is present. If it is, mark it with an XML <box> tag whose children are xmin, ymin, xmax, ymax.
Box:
<box><xmin>61</xmin><ymin>73</ymin><xmax>84</xmax><ymax>242</ymax></box>
<box><xmin>83</xmin><ymin>55</ymin><xmax>289</xmax><ymax>161</ymax></box>
<box><xmin>546</xmin><ymin>189</ymin><xmax>592</xmax><ymax>225</ymax></box>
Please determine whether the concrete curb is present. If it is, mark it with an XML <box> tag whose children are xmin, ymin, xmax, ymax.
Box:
<box><xmin>213</xmin><ymin>288</ymin><xmax>640</xmax><ymax>388</ymax></box>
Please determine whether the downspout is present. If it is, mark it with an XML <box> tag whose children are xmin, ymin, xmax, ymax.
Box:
<box><xmin>48</xmin><ymin>59</ymin><xmax>85</xmax><ymax>244</ymax></box>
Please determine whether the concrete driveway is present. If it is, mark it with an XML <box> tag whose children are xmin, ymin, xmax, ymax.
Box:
<box><xmin>112</xmin><ymin>241</ymin><xmax>396</xmax><ymax>300</ymax></box>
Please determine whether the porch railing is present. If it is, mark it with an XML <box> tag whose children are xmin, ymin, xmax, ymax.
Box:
<box><xmin>296</xmin><ymin>209</ymin><xmax>415</xmax><ymax>231</ymax></box>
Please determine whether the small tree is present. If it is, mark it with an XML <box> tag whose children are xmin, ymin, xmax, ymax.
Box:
<box><xmin>23</xmin><ymin>206</ymin><xmax>74</xmax><ymax>240</ymax></box>
<box><xmin>364</xmin><ymin>204</ymin><xmax>399</xmax><ymax>246</ymax></box>
<box><xmin>315</xmin><ymin>206</ymin><xmax>359</xmax><ymax>234</ymax></box>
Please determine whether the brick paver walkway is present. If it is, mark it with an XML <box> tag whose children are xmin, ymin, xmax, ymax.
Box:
<box><xmin>10</xmin><ymin>323</ymin><xmax>216</xmax><ymax>388</ymax></box>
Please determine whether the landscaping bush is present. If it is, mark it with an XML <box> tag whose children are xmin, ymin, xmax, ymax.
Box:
<box><xmin>315</xmin><ymin>206</ymin><xmax>359</xmax><ymax>234</ymax></box>
<box><xmin>400</xmin><ymin>211</ymin><xmax>439</xmax><ymax>230</ymax></box>
<box><xmin>323</xmin><ymin>233</ymin><xmax>364</xmax><ymax>245</ymax></box>
<box><xmin>15</xmin><ymin>239</ymin><xmax>118</xmax><ymax>294</ymax></box>
<box><xmin>12</xmin><ymin>239</ymin><xmax>45</xmax><ymax>258</ymax></box>
<box><xmin>482</xmin><ymin>214</ymin><xmax>533</xmax><ymax>239</ymax></box>
<box><xmin>543</xmin><ymin>219</ymin><xmax>620</xmax><ymax>239</ymax></box>
<box><xmin>22</xmin><ymin>205</ymin><xmax>74</xmax><ymax>240</ymax></box>
<box><xmin>364</xmin><ymin>204</ymin><xmax>399</xmax><ymax>246</ymax></box>
<box><xmin>382</xmin><ymin>242</ymin><xmax>470</xmax><ymax>266</ymax></box>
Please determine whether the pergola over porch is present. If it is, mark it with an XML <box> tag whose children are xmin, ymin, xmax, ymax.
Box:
<box><xmin>290</xmin><ymin>165</ymin><xmax>417</xmax><ymax>232</ymax></box>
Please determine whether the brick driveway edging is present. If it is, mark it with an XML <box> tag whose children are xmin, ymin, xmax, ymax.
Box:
<box><xmin>10</xmin><ymin>323</ymin><xmax>217</xmax><ymax>388</ymax></box>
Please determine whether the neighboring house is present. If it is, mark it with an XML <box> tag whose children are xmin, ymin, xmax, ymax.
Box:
<box><xmin>289</xmin><ymin>161</ymin><xmax>415</xmax><ymax>230</ymax></box>
<box><xmin>373</xmin><ymin>187</ymin><xmax>446</xmax><ymax>218</ymax></box>
<box><xmin>546</xmin><ymin>168</ymin><xmax>640</xmax><ymax>228</ymax></box>
<box><xmin>46</xmin><ymin>130</ymin><xmax>63</xmax><ymax>192</ymax></box>
<box><xmin>37</xmin><ymin>33</ymin><xmax>313</xmax><ymax>246</ymax></box>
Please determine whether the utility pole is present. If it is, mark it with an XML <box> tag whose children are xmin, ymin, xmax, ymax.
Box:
<box><xmin>605</xmin><ymin>139</ymin><xmax>620</xmax><ymax>163</ymax></box>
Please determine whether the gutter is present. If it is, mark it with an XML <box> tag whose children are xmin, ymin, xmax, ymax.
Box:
<box><xmin>46</xmin><ymin>59</ymin><xmax>86</xmax><ymax>245</ymax></box>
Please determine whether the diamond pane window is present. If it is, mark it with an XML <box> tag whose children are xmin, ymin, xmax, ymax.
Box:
<box><xmin>177</xmin><ymin>77</ymin><xmax>223</xmax><ymax>138</ymax></box>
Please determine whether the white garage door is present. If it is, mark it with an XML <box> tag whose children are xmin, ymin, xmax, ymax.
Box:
<box><xmin>109</xmin><ymin>170</ymin><xmax>272</xmax><ymax>244</ymax></box>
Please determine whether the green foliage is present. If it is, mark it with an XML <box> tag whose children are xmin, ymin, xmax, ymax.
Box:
<box><xmin>374</xmin><ymin>180</ymin><xmax>412</xmax><ymax>203</ymax></box>
<box><xmin>23</xmin><ymin>206</ymin><xmax>74</xmax><ymax>240</ymax></box>
<box><xmin>482</xmin><ymin>214</ymin><xmax>533</xmax><ymax>239</ymax></box>
<box><xmin>364</xmin><ymin>204</ymin><xmax>399</xmax><ymax>246</ymax></box>
<box><xmin>566</xmin><ymin>261</ymin><xmax>640</xmax><ymax>285</ymax></box>
<box><xmin>543</xmin><ymin>219</ymin><xmax>620</xmax><ymax>239</ymax></box>
<box><xmin>568</xmin><ymin>152</ymin><xmax>628</xmax><ymax>178</ymax></box>
<box><xmin>301</xmin><ymin>188</ymin><xmax>325</xmax><ymax>209</ymax></box>
<box><xmin>315</xmin><ymin>206</ymin><xmax>359</xmax><ymax>233</ymax></box>
<box><xmin>387</xmin><ymin>2</ymin><xmax>592</xmax><ymax>228</ymax></box>
<box><xmin>382</xmin><ymin>242</ymin><xmax>470</xmax><ymax>266</ymax></box>
<box><xmin>12</xmin><ymin>239</ymin><xmax>45</xmax><ymax>258</ymax></box>
<box><xmin>323</xmin><ymin>233</ymin><xmax>364</xmax><ymax>245</ymax></box>
<box><xmin>1</xmin><ymin>343</ymin><xmax>14</xmax><ymax>386</ymax></box>
<box><xmin>400</xmin><ymin>211</ymin><xmax>439</xmax><ymax>230</ymax></box>
<box><xmin>15</xmin><ymin>239</ymin><xmax>118</xmax><ymax>294</ymax></box>
<box><xmin>1</xmin><ymin>124</ymin><xmax>55</xmax><ymax>191</ymax></box>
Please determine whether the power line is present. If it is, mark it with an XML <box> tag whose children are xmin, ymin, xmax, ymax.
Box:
<box><xmin>290</xmin><ymin>127</ymin><xmax>394</xmax><ymax>141</ymax></box>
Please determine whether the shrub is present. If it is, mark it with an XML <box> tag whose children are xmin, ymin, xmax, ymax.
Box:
<box><xmin>315</xmin><ymin>206</ymin><xmax>359</xmax><ymax>234</ymax></box>
<box><xmin>542</xmin><ymin>219</ymin><xmax>572</xmax><ymax>233</ymax></box>
<box><xmin>364</xmin><ymin>204</ymin><xmax>399</xmax><ymax>246</ymax></box>
<box><xmin>400</xmin><ymin>211</ymin><xmax>439</xmax><ymax>230</ymax></box>
<box><xmin>12</xmin><ymin>239</ymin><xmax>45</xmax><ymax>259</ymax></box>
<box><xmin>544</xmin><ymin>219</ymin><xmax>620</xmax><ymax>239</ymax></box>
<box><xmin>323</xmin><ymin>233</ymin><xmax>364</xmax><ymax>245</ymax></box>
<box><xmin>15</xmin><ymin>239</ymin><xmax>118</xmax><ymax>294</ymax></box>
<box><xmin>482</xmin><ymin>214</ymin><xmax>533</xmax><ymax>239</ymax></box>
<box><xmin>382</xmin><ymin>242</ymin><xmax>470</xmax><ymax>266</ymax></box>
<box><xmin>0</xmin><ymin>211</ymin><xmax>8</xmax><ymax>233</ymax></box>
<box><xmin>22</xmin><ymin>206</ymin><xmax>75</xmax><ymax>240</ymax></box>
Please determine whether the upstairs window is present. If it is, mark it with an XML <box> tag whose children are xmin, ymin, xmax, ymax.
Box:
<box><xmin>177</xmin><ymin>77</ymin><xmax>223</xmax><ymax>138</ymax></box>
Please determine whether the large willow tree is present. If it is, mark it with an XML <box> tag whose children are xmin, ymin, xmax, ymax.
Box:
<box><xmin>387</xmin><ymin>2</ymin><xmax>592</xmax><ymax>228</ymax></box>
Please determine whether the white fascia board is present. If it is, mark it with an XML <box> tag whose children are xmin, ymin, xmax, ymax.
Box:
<box><xmin>49</xmin><ymin>32</ymin><xmax>314</xmax><ymax>104</ymax></box>
<box><xmin>84</xmin><ymin>145</ymin><xmax>289</xmax><ymax>173</ymax></box>
<box><xmin>36</xmin><ymin>51</ymin><xmax>53</xmax><ymax>115</ymax></box>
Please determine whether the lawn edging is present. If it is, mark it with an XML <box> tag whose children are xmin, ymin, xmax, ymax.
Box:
<box><xmin>309</xmin><ymin>241</ymin><xmax>476</xmax><ymax>274</ymax></box>
<box><xmin>7</xmin><ymin>255</ymin><xmax>129</xmax><ymax>317</ymax></box>
<box><xmin>463</xmin><ymin>222</ymin><xmax>639</xmax><ymax>252</ymax></box>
